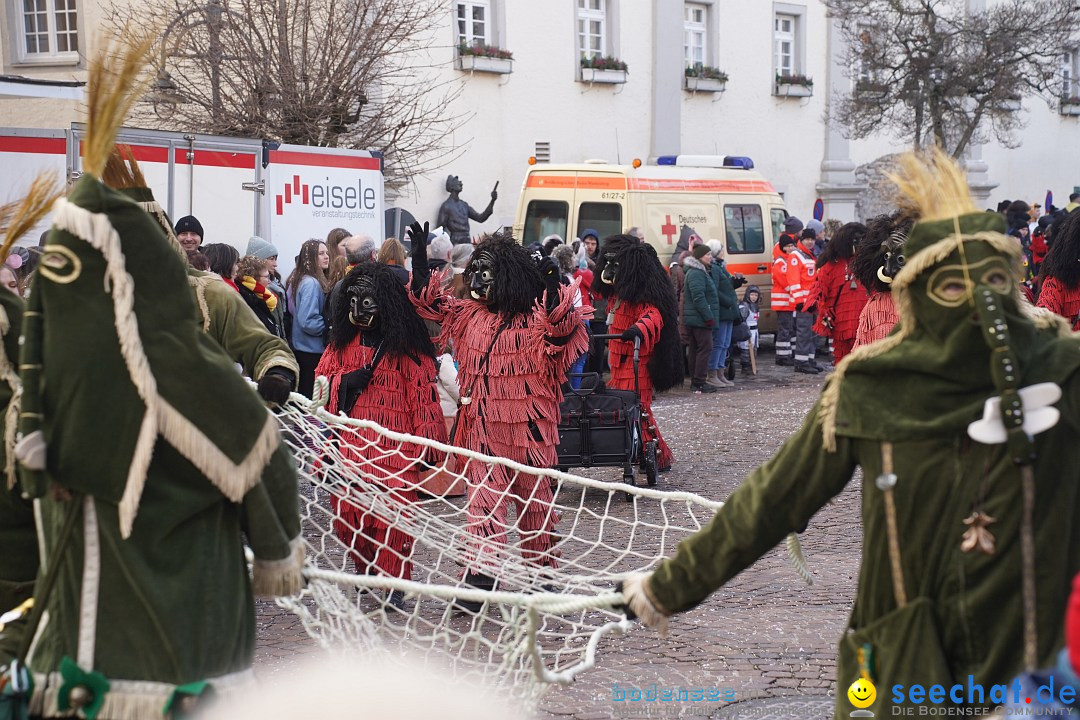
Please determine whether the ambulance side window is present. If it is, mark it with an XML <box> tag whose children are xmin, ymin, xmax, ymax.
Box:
<box><xmin>576</xmin><ymin>202</ymin><xmax>623</xmax><ymax>241</ymax></box>
<box><xmin>524</xmin><ymin>201</ymin><xmax>569</xmax><ymax>245</ymax></box>
<box><xmin>770</xmin><ymin>208</ymin><xmax>788</xmax><ymax>245</ymax></box>
<box><xmin>723</xmin><ymin>204</ymin><xmax>765</xmax><ymax>254</ymax></box>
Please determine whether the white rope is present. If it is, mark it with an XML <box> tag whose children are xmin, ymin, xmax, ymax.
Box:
<box><xmin>267</xmin><ymin>378</ymin><xmax>812</xmax><ymax>704</ymax></box>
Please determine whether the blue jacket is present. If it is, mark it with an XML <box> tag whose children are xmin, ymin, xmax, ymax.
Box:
<box><xmin>290</xmin><ymin>275</ymin><xmax>326</xmax><ymax>353</ymax></box>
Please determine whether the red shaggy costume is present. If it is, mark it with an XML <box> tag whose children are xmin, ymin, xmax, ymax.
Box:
<box><xmin>410</xmin><ymin>229</ymin><xmax>589</xmax><ymax>581</ymax></box>
<box><xmin>1036</xmin><ymin>277</ymin><xmax>1080</xmax><ymax>330</ymax></box>
<box><xmin>851</xmin><ymin>211</ymin><xmax>913</xmax><ymax>349</ymax></box>
<box><xmin>806</xmin><ymin>223</ymin><xmax>869</xmax><ymax>363</ymax></box>
<box><xmin>1035</xmin><ymin>210</ymin><xmax>1080</xmax><ymax>330</ymax></box>
<box><xmin>316</xmin><ymin>263</ymin><xmax>446</xmax><ymax>582</ymax></box>
<box><xmin>593</xmin><ymin>235</ymin><xmax>684</xmax><ymax>471</ymax></box>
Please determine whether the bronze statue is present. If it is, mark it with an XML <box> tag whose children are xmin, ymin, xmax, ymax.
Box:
<box><xmin>436</xmin><ymin>175</ymin><xmax>498</xmax><ymax>245</ymax></box>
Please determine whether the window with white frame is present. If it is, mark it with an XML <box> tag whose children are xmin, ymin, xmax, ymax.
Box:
<box><xmin>855</xmin><ymin>23</ymin><xmax>881</xmax><ymax>85</ymax></box>
<box><xmin>684</xmin><ymin>3</ymin><xmax>706</xmax><ymax>69</ymax></box>
<box><xmin>1062</xmin><ymin>50</ymin><xmax>1078</xmax><ymax>98</ymax></box>
<box><xmin>16</xmin><ymin>0</ymin><xmax>78</xmax><ymax>63</ymax></box>
<box><xmin>774</xmin><ymin>13</ymin><xmax>796</xmax><ymax>77</ymax></box>
<box><xmin>577</xmin><ymin>0</ymin><xmax>606</xmax><ymax>60</ymax></box>
<box><xmin>457</xmin><ymin>0</ymin><xmax>490</xmax><ymax>47</ymax></box>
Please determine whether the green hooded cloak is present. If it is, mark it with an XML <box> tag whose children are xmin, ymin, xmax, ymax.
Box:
<box><xmin>645</xmin><ymin>209</ymin><xmax>1080</xmax><ymax>718</ymax></box>
<box><xmin>16</xmin><ymin>175</ymin><xmax>303</xmax><ymax>719</ymax></box>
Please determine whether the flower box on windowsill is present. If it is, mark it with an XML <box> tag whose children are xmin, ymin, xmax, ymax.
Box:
<box><xmin>684</xmin><ymin>76</ymin><xmax>727</xmax><ymax>94</ymax></box>
<box><xmin>1060</xmin><ymin>101</ymin><xmax>1080</xmax><ymax>117</ymax></box>
<box><xmin>457</xmin><ymin>54</ymin><xmax>513</xmax><ymax>75</ymax></box>
<box><xmin>775</xmin><ymin>81</ymin><xmax>813</xmax><ymax>98</ymax></box>
<box><xmin>581</xmin><ymin>68</ymin><xmax>627</xmax><ymax>84</ymax></box>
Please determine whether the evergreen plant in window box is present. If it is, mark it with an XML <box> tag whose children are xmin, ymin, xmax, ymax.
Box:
<box><xmin>685</xmin><ymin>65</ymin><xmax>728</xmax><ymax>93</ymax></box>
<box><xmin>580</xmin><ymin>55</ymin><xmax>628</xmax><ymax>84</ymax></box>
<box><xmin>775</xmin><ymin>73</ymin><xmax>813</xmax><ymax>98</ymax></box>
<box><xmin>457</xmin><ymin>43</ymin><xmax>513</xmax><ymax>74</ymax></box>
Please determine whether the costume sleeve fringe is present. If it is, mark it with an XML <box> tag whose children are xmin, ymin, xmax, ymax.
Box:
<box><xmin>252</xmin><ymin>535</ymin><xmax>305</xmax><ymax>598</ymax></box>
<box><xmin>633</xmin><ymin>303</ymin><xmax>663</xmax><ymax>356</ymax></box>
<box><xmin>529</xmin><ymin>282</ymin><xmax>590</xmax><ymax>368</ymax></box>
<box><xmin>410</xmin><ymin>270</ymin><xmax>453</xmax><ymax>324</ymax></box>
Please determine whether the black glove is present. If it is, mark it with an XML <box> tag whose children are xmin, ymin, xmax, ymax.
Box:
<box><xmin>613</xmin><ymin>580</ymin><xmax>638</xmax><ymax>621</ymax></box>
<box><xmin>536</xmin><ymin>256</ymin><xmax>561</xmax><ymax>312</ymax></box>
<box><xmin>257</xmin><ymin>367</ymin><xmax>295</xmax><ymax>405</ymax></box>
<box><xmin>731</xmin><ymin>274</ymin><xmax>747</xmax><ymax>289</ymax></box>
<box><xmin>408</xmin><ymin>221</ymin><xmax>430</xmax><ymax>296</ymax></box>
<box><xmin>490</xmin><ymin>182</ymin><xmax>499</xmax><ymax>202</ymax></box>
<box><xmin>338</xmin><ymin>367</ymin><xmax>374</xmax><ymax>416</ymax></box>
<box><xmin>620</xmin><ymin>325</ymin><xmax>643</xmax><ymax>343</ymax></box>
<box><xmin>795</xmin><ymin>303</ymin><xmax>804</xmax><ymax>312</ymax></box>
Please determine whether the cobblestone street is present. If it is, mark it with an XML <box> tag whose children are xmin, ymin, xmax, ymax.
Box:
<box><xmin>254</xmin><ymin>351</ymin><xmax>862</xmax><ymax>719</ymax></box>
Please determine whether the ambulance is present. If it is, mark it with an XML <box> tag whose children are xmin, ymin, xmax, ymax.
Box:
<box><xmin>512</xmin><ymin>155</ymin><xmax>789</xmax><ymax>333</ymax></box>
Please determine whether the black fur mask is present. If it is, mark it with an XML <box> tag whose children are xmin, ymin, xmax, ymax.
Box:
<box><xmin>466</xmin><ymin>232</ymin><xmax>545</xmax><ymax>315</ymax></box>
<box><xmin>466</xmin><ymin>250</ymin><xmax>496</xmax><ymax>305</ymax></box>
<box><xmin>348</xmin><ymin>276</ymin><xmax>379</xmax><ymax>329</ymax></box>
<box><xmin>593</xmin><ymin>234</ymin><xmax>684</xmax><ymax>392</ymax></box>
<box><xmin>855</xmin><ymin>210</ymin><xmax>916</xmax><ymax>293</ymax></box>
<box><xmin>331</xmin><ymin>262</ymin><xmax>435</xmax><ymax>359</ymax></box>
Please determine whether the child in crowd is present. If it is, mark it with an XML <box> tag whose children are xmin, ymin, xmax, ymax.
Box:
<box><xmin>737</xmin><ymin>285</ymin><xmax>761</xmax><ymax>372</ymax></box>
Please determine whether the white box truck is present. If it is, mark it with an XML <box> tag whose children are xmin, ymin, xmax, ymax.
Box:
<box><xmin>0</xmin><ymin>125</ymin><xmax>385</xmax><ymax>277</ymax></box>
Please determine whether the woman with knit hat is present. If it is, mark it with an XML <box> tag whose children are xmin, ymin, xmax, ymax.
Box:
<box><xmin>235</xmin><ymin>256</ymin><xmax>284</xmax><ymax>338</ymax></box>
<box><xmin>617</xmin><ymin>150</ymin><xmax>1080</xmax><ymax>719</ymax></box>
<box><xmin>245</xmin><ymin>236</ymin><xmax>287</xmax><ymax>335</ymax></box>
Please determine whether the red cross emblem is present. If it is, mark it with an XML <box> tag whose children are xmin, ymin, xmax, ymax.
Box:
<box><xmin>661</xmin><ymin>215</ymin><xmax>677</xmax><ymax>245</ymax></box>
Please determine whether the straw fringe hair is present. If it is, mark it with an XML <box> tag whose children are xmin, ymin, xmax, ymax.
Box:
<box><xmin>818</xmin><ymin>231</ymin><xmax>1026</xmax><ymax>452</ymax></box>
<box><xmin>83</xmin><ymin>31</ymin><xmax>155</xmax><ymax>178</ymax></box>
<box><xmin>101</xmin><ymin>145</ymin><xmax>186</xmax><ymax>258</ymax></box>
<box><xmin>102</xmin><ymin>145</ymin><xmax>147</xmax><ymax>190</ymax></box>
<box><xmin>0</xmin><ymin>174</ymin><xmax>63</xmax><ymax>260</ymax></box>
<box><xmin>52</xmin><ymin>198</ymin><xmax>276</xmax><ymax>536</ymax></box>
<box><xmin>887</xmin><ymin>148</ymin><xmax>977</xmax><ymax>222</ymax></box>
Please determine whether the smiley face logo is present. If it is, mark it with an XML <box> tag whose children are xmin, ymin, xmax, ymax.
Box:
<box><xmin>847</xmin><ymin>677</ymin><xmax>876</xmax><ymax>709</ymax></box>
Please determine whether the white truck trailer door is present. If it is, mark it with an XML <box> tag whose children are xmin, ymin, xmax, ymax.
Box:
<box><xmin>0</xmin><ymin>128</ymin><xmax>68</xmax><ymax>244</ymax></box>
<box><xmin>68</xmin><ymin>125</ymin><xmax>264</xmax><ymax>255</ymax></box>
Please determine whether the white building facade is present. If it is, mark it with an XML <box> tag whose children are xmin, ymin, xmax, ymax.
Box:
<box><xmin>0</xmin><ymin>0</ymin><xmax>1077</xmax><ymax>236</ymax></box>
<box><xmin>401</xmin><ymin>0</ymin><xmax>1080</xmax><ymax>236</ymax></box>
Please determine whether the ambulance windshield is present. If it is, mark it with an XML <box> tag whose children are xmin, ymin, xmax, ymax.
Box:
<box><xmin>576</xmin><ymin>202</ymin><xmax>623</xmax><ymax>242</ymax></box>
<box><xmin>524</xmin><ymin>200</ymin><xmax>568</xmax><ymax>245</ymax></box>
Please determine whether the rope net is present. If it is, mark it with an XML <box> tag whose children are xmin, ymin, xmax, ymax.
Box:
<box><xmin>271</xmin><ymin>379</ymin><xmax>808</xmax><ymax>703</ymax></box>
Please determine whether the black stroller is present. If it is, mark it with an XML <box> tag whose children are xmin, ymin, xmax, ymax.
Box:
<box><xmin>555</xmin><ymin>334</ymin><xmax>658</xmax><ymax>500</ymax></box>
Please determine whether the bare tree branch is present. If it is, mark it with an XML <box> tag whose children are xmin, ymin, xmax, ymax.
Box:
<box><xmin>826</xmin><ymin>0</ymin><xmax>1080</xmax><ymax>157</ymax></box>
<box><xmin>110</xmin><ymin>0</ymin><xmax>469</xmax><ymax>195</ymax></box>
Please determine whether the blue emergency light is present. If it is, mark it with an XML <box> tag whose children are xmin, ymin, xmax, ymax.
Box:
<box><xmin>653</xmin><ymin>155</ymin><xmax>754</xmax><ymax>169</ymax></box>
<box><xmin>722</xmin><ymin>156</ymin><xmax>755</xmax><ymax>169</ymax></box>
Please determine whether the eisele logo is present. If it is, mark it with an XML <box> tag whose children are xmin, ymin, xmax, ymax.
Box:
<box><xmin>274</xmin><ymin>174</ymin><xmax>378</xmax><ymax>216</ymax></box>
<box><xmin>848</xmin><ymin>677</ymin><xmax>876</xmax><ymax>717</ymax></box>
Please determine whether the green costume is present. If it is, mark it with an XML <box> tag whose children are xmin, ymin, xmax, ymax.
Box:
<box><xmin>121</xmin><ymin>186</ymin><xmax>298</xmax><ymax>384</ymax></box>
<box><xmin>15</xmin><ymin>176</ymin><xmax>303</xmax><ymax>719</ymax></box>
<box><xmin>640</xmin><ymin>175</ymin><xmax>1080</xmax><ymax>717</ymax></box>
<box><xmin>0</xmin><ymin>289</ymin><xmax>35</xmax><ymax>663</ymax></box>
